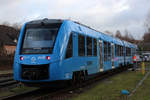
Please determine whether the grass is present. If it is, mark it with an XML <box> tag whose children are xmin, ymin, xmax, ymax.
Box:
<box><xmin>71</xmin><ymin>62</ymin><xmax>150</xmax><ymax>100</ymax></box>
<box><xmin>71</xmin><ymin>71</ymin><xmax>145</xmax><ymax>100</ymax></box>
<box><xmin>129</xmin><ymin>61</ymin><xmax>150</xmax><ymax>100</ymax></box>
<box><xmin>130</xmin><ymin>73</ymin><xmax>150</xmax><ymax>100</ymax></box>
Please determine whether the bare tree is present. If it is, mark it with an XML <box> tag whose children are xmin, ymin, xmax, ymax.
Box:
<box><xmin>143</xmin><ymin>28</ymin><xmax>150</xmax><ymax>42</ymax></box>
<box><xmin>12</xmin><ymin>23</ymin><xmax>21</xmax><ymax>38</ymax></box>
<box><xmin>115</xmin><ymin>30</ymin><xmax>122</xmax><ymax>39</ymax></box>
<box><xmin>12</xmin><ymin>23</ymin><xmax>21</xmax><ymax>30</ymax></box>
<box><xmin>124</xmin><ymin>29</ymin><xmax>130</xmax><ymax>41</ymax></box>
<box><xmin>144</xmin><ymin>10</ymin><xmax>150</xmax><ymax>28</ymax></box>
<box><xmin>114</xmin><ymin>29</ymin><xmax>136</xmax><ymax>43</ymax></box>
<box><xmin>143</xmin><ymin>10</ymin><xmax>150</xmax><ymax>43</ymax></box>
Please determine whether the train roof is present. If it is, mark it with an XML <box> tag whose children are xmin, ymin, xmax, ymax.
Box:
<box><xmin>99</xmin><ymin>32</ymin><xmax>114</xmax><ymax>42</ymax></box>
<box><xmin>65</xmin><ymin>20</ymin><xmax>137</xmax><ymax>47</ymax></box>
<box><xmin>25</xmin><ymin>18</ymin><xmax>137</xmax><ymax>48</ymax></box>
<box><xmin>129</xmin><ymin>42</ymin><xmax>137</xmax><ymax>49</ymax></box>
<box><xmin>122</xmin><ymin>41</ymin><xmax>131</xmax><ymax>47</ymax></box>
<box><xmin>113</xmin><ymin>37</ymin><xmax>124</xmax><ymax>46</ymax></box>
<box><xmin>66</xmin><ymin>20</ymin><xmax>125</xmax><ymax>45</ymax></box>
<box><xmin>122</xmin><ymin>40</ymin><xmax>137</xmax><ymax>49</ymax></box>
<box><xmin>27</xmin><ymin>19</ymin><xmax>63</xmax><ymax>25</ymax></box>
<box><xmin>65</xmin><ymin>20</ymin><xmax>101</xmax><ymax>38</ymax></box>
<box><xmin>65</xmin><ymin>20</ymin><xmax>114</xmax><ymax>42</ymax></box>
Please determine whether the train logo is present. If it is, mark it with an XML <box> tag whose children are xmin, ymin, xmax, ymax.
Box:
<box><xmin>31</xmin><ymin>57</ymin><xmax>36</xmax><ymax>63</ymax></box>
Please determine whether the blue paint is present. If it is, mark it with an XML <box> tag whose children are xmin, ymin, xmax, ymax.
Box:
<box><xmin>13</xmin><ymin>19</ymin><xmax>137</xmax><ymax>83</ymax></box>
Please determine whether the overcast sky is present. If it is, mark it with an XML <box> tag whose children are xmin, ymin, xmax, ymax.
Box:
<box><xmin>0</xmin><ymin>0</ymin><xmax>150</xmax><ymax>39</ymax></box>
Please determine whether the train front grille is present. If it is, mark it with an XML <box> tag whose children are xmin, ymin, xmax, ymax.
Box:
<box><xmin>21</xmin><ymin>64</ymin><xmax>49</xmax><ymax>80</ymax></box>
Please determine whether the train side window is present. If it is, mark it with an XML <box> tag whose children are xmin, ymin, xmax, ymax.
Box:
<box><xmin>121</xmin><ymin>46</ymin><xmax>123</xmax><ymax>56</ymax></box>
<box><xmin>133</xmin><ymin>48</ymin><xmax>135</xmax><ymax>56</ymax></box>
<box><xmin>104</xmin><ymin>41</ymin><xmax>107</xmax><ymax>61</ymax></box>
<box><xmin>122</xmin><ymin>46</ymin><xmax>124</xmax><ymax>56</ymax></box>
<box><xmin>123</xmin><ymin>46</ymin><xmax>124</xmax><ymax>56</ymax></box>
<box><xmin>78</xmin><ymin>34</ymin><xmax>85</xmax><ymax>56</ymax></box>
<box><xmin>93</xmin><ymin>38</ymin><xmax>97</xmax><ymax>56</ymax></box>
<box><xmin>131</xmin><ymin>48</ymin><xmax>133</xmax><ymax>56</ymax></box>
<box><xmin>126</xmin><ymin>47</ymin><xmax>127</xmax><ymax>56</ymax></box>
<box><xmin>87</xmin><ymin>36</ymin><xmax>92</xmax><ymax>56</ymax></box>
<box><xmin>128</xmin><ymin>48</ymin><xmax>129</xmax><ymax>56</ymax></box>
<box><xmin>127</xmin><ymin>48</ymin><xmax>129</xmax><ymax>56</ymax></box>
<box><xmin>129</xmin><ymin>48</ymin><xmax>131</xmax><ymax>56</ymax></box>
<box><xmin>118</xmin><ymin>45</ymin><xmax>119</xmax><ymax>56</ymax></box>
<box><xmin>108</xmin><ymin>42</ymin><xmax>111</xmax><ymax>59</ymax></box>
<box><xmin>126</xmin><ymin>47</ymin><xmax>131</xmax><ymax>56</ymax></box>
<box><xmin>127</xmin><ymin>47</ymin><xmax>129</xmax><ymax>56</ymax></box>
<box><xmin>120</xmin><ymin>46</ymin><xmax>122</xmax><ymax>56</ymax></box>
<box><xmin>115</xmin><ymin>44</ymin><xmax>118</xmax><ymax>56</ymax></box>
<box><xmin>65</xmin><ymin>33</ymin><xmax>73</xmax><ymax>59</ymax></box>
<box><xmin>122</xmin><ymin>46</ymin><xmax>123</xmax><ymax>56</ymax></box>
<box><xmin>116</xmin><ymin>45</ymin><xmax>118</xmax><ymax>56</ymax></box>
<box><xmin>118</xmin><ymin>45</ymin><xmax>120</xmax><ymax>56</ymax></box>
<box><xmin>119</xmin><ymin>45</ymin><xmax>121</xmax><ymax>56</ymax></box>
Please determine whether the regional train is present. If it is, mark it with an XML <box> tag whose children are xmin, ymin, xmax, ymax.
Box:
<box><xmin>13</xmin><ymin>19</ymin><xmax>137</xmax><ymax>86</ymax></box>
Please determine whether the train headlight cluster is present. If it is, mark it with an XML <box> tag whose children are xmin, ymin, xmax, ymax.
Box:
<box><xmin>46</xmin><ymin>56</ymin><xmax>50</xmax><ymax>60</ymax></box>
<box><xmin>20</xmin><ymin>56</ymin><xmax>24</xmax><ymax>61</ymax></box>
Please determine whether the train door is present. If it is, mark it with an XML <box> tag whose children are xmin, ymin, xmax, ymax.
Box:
<box><xmin>99</xmin><ymin>40</ymin><xmax>103</xmax><ymax>72</ymax></box>
<box><xmin>112</xmin><ymin>43</ymin><xmax>114</xmax><ymax>69</ymax></box>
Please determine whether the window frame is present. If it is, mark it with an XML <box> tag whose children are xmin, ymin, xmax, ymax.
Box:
<box><xmin>93</xmin><ymin>38</ymin><xmax>97</xmax><ymax>56</ymax></box>
<box><xmin>78</xmin><ymin>34</ymin><xmax>85</xmax><ymax>56</ymax></box>
<box><xmin>103</xmin><ymin>41</ymin><xmax>107</xmax><ymax>61</ymax></box>
<box><xmin>65</xmin><ymin>33</ymin><xmax>73</xmax><ymax>59</ymax></box>
<box><xmin>86</xmin><ymin>36</ymin><xmax>92</xmax><ymax>56</ymax></box>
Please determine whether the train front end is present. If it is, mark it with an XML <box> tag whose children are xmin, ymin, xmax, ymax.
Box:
<box><xmin>13</xmin><ymin>19</ymin><xmax>63</xmax><ymax>84</ymax></box>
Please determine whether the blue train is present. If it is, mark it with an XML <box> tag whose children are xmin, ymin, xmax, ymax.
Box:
<box><xmin>13</xmin><ymin>19</ymin><xmax>137</xmax><ymax>85</ymax></box>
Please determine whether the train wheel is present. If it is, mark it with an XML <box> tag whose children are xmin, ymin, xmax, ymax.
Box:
<box><xmin>78</xmin><ymin>71</ymin><xmax>86</xmax><ymax>87</ymax></box>
<box><xmin>81</xmin><ymin>71</ymin><xmax>86</xmax><ymax>82</ymax></box>
<box><xmin>69</xmin><ymin>72</ymin><xmax>76</xmax><ymax>86</ymax></box>
<box><xmin>69</xmin><ymin>71</ymin><xmax>86</xmax><ymax>88</ymax></box>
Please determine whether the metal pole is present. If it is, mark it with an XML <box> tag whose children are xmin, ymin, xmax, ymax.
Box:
<box><xmin>142</xmin><ymin>62</ymin><xmax>145</xmax><ymax>75</ymax></box>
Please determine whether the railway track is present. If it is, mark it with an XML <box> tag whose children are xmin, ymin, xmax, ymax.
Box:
<box><xmin>1</xmin><ymin>88</ymin><xmax>40</xmax><ymax>100</ymax></box>
<box><xmin>0</xmin><ymin>73</ymin><xmax>17</xmax><ymax>89</ymax></box>
<box><xmin>34</xmin><ymin>67</ymin><xmax>126</xmax><ymax>100</ymax></box>
<box><xmin>0</xmin><ymin>77</ymin><xmax>17</xmax><ymax>89</ymax></box>
<box><xmin>0</xmin><ymin>73</ymin><xmax>13</xmax><ymax>78</ymax></box>
<box><xmin>0</xmin><ymin>66</ymin><xmax>128</xmax><ymax>100</ymax></box>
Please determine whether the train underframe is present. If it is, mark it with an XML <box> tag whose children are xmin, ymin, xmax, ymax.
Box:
<box><xmin>21</xmin><ymin>63</ymin><xmax>133</xmax><ymax>87</ymax></box>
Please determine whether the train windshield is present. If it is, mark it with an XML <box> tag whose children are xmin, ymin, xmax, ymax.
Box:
<box><xmin>21</xmin><ymin>27</ymin><xmax>59</xmax><ymax>54</ymax></box>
